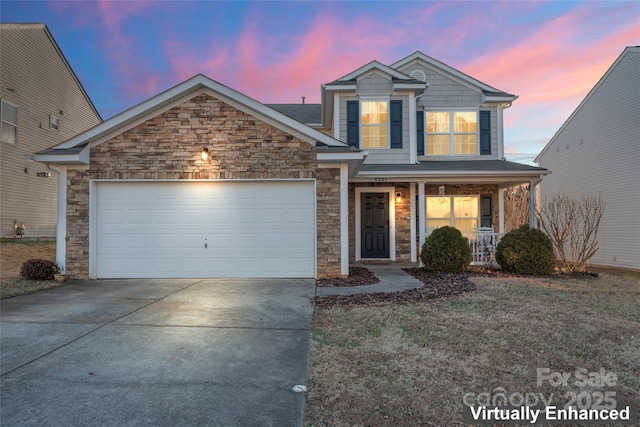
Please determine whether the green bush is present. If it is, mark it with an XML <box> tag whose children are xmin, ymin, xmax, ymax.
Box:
<box><xmin>420</xmin><ymin>226</ymin><xmax>472</xmax><ymax>273</ymax></box>
<box><xmin>19</xmin><ymin>258</ymin><xmax>58</xmax><ymax>281</ymax></box>
<box><xmin>495</xmin><ymin>224</ymin><xmax>556</xmax><ymax>275</ymax></box>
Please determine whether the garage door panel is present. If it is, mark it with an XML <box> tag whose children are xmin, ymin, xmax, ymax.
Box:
<box><xmin>95</xmin><ymin>181</ymin><xmax>315</xmax><ymax>278</ymax></box>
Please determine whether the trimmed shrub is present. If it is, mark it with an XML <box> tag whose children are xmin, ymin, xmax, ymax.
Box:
<box><xmin>495</xmin><ymin>224</ymin><xmax>556</xmax><ymax>275</ymax></box>
<box><xmin>420</xmin><ymin>226</ymin><xmax>472</xmax><ymax>273</ymax></box>
<box><xmin>20</xmin><ymin>258</ymin><xmax>58</xmax><ymax>281</ymax></box>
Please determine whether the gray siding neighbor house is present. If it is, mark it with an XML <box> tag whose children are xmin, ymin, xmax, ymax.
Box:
<box><xmin>34</xmin><ymin>51</ymin><xmax>548</xmax><ymax>279</ymax></box>
<box><xmin>0</xmin><ymin>23</ymin><xmax>102</xmax><ymax>239</ymax></box>
<box><xmin>536</xmin><ymin>46</ymin><xmax>640</xmax><ymax>271</ymax></box>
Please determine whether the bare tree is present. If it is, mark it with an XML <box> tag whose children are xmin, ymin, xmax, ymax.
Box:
<box><xmin>537</xmin><ymin>192</ymin><xmax>605</xmax><ymax>273</ymax></box>
<box><xmin>504</xmin><ymin>185</ymin><xmax>529</xmax><ymax>232</ymax></box>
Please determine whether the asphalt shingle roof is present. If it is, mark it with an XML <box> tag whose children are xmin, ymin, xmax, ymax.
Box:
<box><xmin>267</xmin><ymin>104</ymin><xmax>322</xmax><ymax>125</ymax></box>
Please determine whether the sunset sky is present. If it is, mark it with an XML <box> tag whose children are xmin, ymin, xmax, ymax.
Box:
<box><xmin>3</xmin><ymin>1</ymin><xmax>639</xmax><ymax>164</ymax></box>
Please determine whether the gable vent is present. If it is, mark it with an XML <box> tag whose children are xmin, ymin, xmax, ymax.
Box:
<box><xmin>409</xmin><ymin>70</ymin><xmax>427</xmax><ymax>82</ymax></box>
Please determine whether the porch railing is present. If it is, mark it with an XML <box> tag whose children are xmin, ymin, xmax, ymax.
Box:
<box><xmin>469</xmin><ymin>228</ymin><xmax>504</xmax><ymax>266</ymax></box>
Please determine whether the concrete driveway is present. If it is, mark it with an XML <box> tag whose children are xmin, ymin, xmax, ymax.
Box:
<box><xmin>0</xmin><ymin>278</ymin><xmax>315</xmax><ymax>426</ymax></box>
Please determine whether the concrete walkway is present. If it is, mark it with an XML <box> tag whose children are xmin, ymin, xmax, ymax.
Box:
<box><xmin>315</xmin><ymin>264</ymin><xmax>424</xmax><ymax>296</ymax></box>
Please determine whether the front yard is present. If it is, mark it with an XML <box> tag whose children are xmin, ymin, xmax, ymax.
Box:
<box><xmin>306</xmin><ymin>271</ymin><xmax>640</xmax><ymax>425</ymax></box>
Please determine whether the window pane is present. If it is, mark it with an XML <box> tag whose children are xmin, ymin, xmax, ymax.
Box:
<box><xmin>2</xmin><ymin>102</ymin><xmax>17</xmax><ymax>125</ymax></box>
<box><xmin>453</xmin><ymin>219</ymin><xmax>478</xmax><ymax>238</ymax></box>
<box><xmin>426</xmin><ymin>112</ymin><xmax>449</xmax><ymax>133</ymax></box>
<box><xmin>426</xmin><ymin>135</ymin><xmax>450</xmax><ymax>155</ymax></box>
<box><xmin>454</xmin><ymin>134</ymin><xmax>478</xmax><ymax>154</ymax></box>
<box><xmin>1</xmin><ymin>123</ymin><xmax>17</xmax><ymax>144</ymax></box>
<box><xmin>362</xmin><ymin>101</ymin><xmax>387</xmax><ymax>125</ymax></box>
<box><xmin>362</xmin><ymin>125</ymin><xmax>388</xmax><ymax>148</ymax></box>
<box><xmin>453</xmin><ymin>196</ymin><xmax>478</xmax><ymax>218</ymax></box>
<box><xmin>426</xmin><ymin>197</ymin><xmax>451</xmax><ymax>218</ymax></box>
<box><xmin>453</xmin><ymin>112</ymin><xmax>477</xmax><ymax>133</ymax></box>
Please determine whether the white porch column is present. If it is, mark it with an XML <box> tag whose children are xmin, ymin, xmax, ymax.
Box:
<box><xmin>340</xmin><ymin>163</ymin><xmax>349</xmax><ymax>275</ymax></box>
<box><xmin>56</xmin><ymin>166</ymin><xmax>67</xmax><ymax>273</ymax></box>
<box><xmin>410</xmin><ymin>182</ymin><xmax>417</xmax><ymax>262</ymax></box>
<box><xmin>498</xmin><ymin>188</ymin><xmax>505</xmax><ymax>233</ymax></box>
<box><xmin>418</xmin><ymin>182</ymin><xmax>426</xmax><ymax>252</ymax></box>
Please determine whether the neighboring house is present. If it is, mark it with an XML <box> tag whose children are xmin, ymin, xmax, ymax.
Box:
<box><xmin>33</xmin><ymin>51</ymin><xmax>548</xmax><ymax>279</ymax></box>
<box><xmin>0</xmin><ymin>23</ymin><xmax>102</xmax><ymax>239</ymax></box>
<box><xmin>535</xmin><ymin>46</ymin><xmax>640</xmax><ymax>271</ymax></box>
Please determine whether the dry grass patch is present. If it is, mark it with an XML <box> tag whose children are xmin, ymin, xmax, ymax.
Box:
<box><xmin>306</xmin><ymin>273</ymin><xmax>639</xmax><ymax>426</ymax></box>
<box><xmin>0</xmin><ymin>241</ymin><xmax>65</xmax><ymax>298</ymax></box>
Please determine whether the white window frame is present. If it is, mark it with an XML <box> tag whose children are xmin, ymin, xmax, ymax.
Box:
<box><xmin>360</xmin><ymin>98</ymin><xmax>390</xmax><ymax>150</ymax></box>
<box><xmin>425</xmin><ymin>195</ymin><xmax>480</xmax><ymax>238</ymax></box>
<box><xmin>424</xmin><ymin>109</ymin><xmax>479</xmax><ymax>156</ymax></box>
<box><xmin>1</xmin><ymin>100</ymin><xmax>18</xmax><ymax>144</ymax></box>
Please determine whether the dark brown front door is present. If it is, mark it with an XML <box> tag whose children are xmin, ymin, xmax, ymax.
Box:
<box><xmin>361</xmin><ymin>192</ymin><xmax>390</xmax><ymax>258</ymax></box>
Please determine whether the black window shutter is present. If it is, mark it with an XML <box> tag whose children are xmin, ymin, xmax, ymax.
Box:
<box><xmin>390</xmin><ymin>100</ymin><xmax>402</xmax><ymax>149</ymax></box>
<box><xmin>346</xmin><ymin>101</ymin><xmax>359</xmax><ymax>148</ymax></box>
<box><xmin>481</xmin><ymin>195</ymin><xmax>493</xmax><ymax>228</ymax></box>
<box><xmin>479</xmin><ymin>110</ymin><xmax>491</xmax><ymax>155</ymax></box>
<box><xmin>416</xmin><ymin>110</ymin><xmax>424</xmax><ymax>155</ymax></box>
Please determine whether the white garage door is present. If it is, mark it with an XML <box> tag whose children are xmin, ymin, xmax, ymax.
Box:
<box><xmin>94</xmin><ymin>181</ymin><xmax>315</xmax><ymax>278</ymax></box>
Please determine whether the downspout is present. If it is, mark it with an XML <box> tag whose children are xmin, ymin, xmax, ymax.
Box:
<box><xmin>414</xmin><ymin>90</ymin><xmax>428</xmax><ymax>164</ymax></box>
<box><xmin>529</xmin><ymin>175</ymin><xmax>543</xmax><ymax>228</ymax></box>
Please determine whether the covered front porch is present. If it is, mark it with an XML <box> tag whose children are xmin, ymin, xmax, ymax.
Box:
<box><xmin>347</xmin><ymin>160</ymin><xmax>550</xmax><ymax>266</ymax></box>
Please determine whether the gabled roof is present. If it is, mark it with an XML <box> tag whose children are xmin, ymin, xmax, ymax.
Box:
<box><xmin>34</xmin><ymin>74</ymin><xmax>353</xmax><ymax>164</ymax></box>
<box><xmin>0</xmin><ymin>23</ymin><xmax>102</xmax><ymax>121</ymax></box>
<box><xmin>535</xmin><ymin>46</ymin><xmax>640</xmax><ymax>163</ymax></box>
<box><xmin>267</xmin><ymin>104</ymin><xmax>322</xmax><ymax>125</ymax></box>
<box><xmin>329</xmin><ymin>60</ymin><xmax>416</xmax><ymax>83</ymax></box>
<box><xmin>391</xmin><ymin>51</ymin><xmax>517</xmax><ymax>101</ymax></box>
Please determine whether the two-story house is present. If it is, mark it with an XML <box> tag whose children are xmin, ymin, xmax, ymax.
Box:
<box><xmin>33</xmin><ymin>51</ymin><xmax>548</xmax><ymax>279</ymax></box>
<box><xmin>1</xmin><ymin>23</ymin><xmax>102</xmax><ymax>239</ymax></box>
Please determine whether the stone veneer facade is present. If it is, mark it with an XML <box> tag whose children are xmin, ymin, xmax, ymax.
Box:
<box><xmin>64</xmin><ymin>93</ymin><xmax>343</xmax><ymax>279</ymax></box>
<box><xmin>349</xmin><ymin>182</ymin><xmax>499</xmax><ymax>263</ymax></box>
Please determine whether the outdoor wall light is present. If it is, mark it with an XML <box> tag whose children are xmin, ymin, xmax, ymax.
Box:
<box><xmin>201</xmin><ymin>147</ymin><xmax>210</xmax><ymax>161</ymax></box>
<box><xmin>395</xmin><ymin>192</ymin><xmax>402</xmax><ymax>203</ymax></box>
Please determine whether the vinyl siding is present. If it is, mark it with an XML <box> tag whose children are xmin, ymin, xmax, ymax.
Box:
<box><xmin>398</xmin><ymin>63</ymin><xmax>500</xmax><ymax>161</ymax></box>
<box><xmin>0</xmin><ymin>25</ymin><xmax>101</xmax><ymax>238</ymax></box>
<box><xmin>537</xmin><ymin>49</ymin><xmax>640</xmax><ymax>270</ymax></box>
<box><xmin>356</xmin><ymin>71</ymin><xmax>393</xmax><ymax>97</ymax></box>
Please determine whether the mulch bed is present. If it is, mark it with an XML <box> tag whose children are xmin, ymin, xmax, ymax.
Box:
<box><xmin>314</xmin><ymin>268</ymin><xmax>476</xmax><ymax>307</ymax></box>
<box><xmin>316</xmin><ymin>267</ymin><xmax>380</xmax><ymax>287</ymax></box>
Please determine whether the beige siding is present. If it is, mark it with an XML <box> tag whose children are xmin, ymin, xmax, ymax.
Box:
<box><xmin>356</xmin><ymin>71</ymin><xmax>393</xmax><ymax>97</ymax></box>
<box><xmin>538</xmin><ymin>49</ymin><xmax>640</xmax><ymax>270</ymax></box>
<box><xmin>0</xmin><ymin>24</ymin><xmax>101</xmax><ymax>238</ymax></box>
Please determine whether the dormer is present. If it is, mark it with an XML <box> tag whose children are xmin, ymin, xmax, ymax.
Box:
<box><xmin>322</xmin><ymin>61</ymin><xmax>427</xmax><ymax>164</ymax></box>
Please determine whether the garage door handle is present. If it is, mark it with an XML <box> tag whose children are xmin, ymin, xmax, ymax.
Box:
<box><xmin>204</xmin><ymin>243</ymin><xmax>208</xmax><ymax>249</ymax></box>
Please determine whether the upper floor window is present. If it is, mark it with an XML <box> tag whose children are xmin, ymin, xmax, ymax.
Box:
<box><xmin>361</xmin><ymin>101</ymin><xmax>388</xmax><ymax>149</ymax></box>
<box><xmin>1</xmin><ymin>100</ymin><xmax>18</xmax><ymax>144</ymax></box>
<box><xmin>426</xmin><ymin>111</ymin><xmax>478</xmax><ymax>155</ymax></box>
